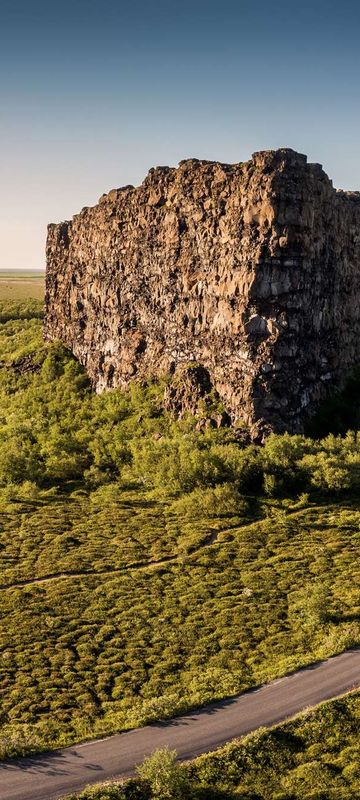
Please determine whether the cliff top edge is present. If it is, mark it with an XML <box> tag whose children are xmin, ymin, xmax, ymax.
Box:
<box><xmin>48</xmin><ymin>148</ymin><xmax>360</xmax><ymax>229</ymax></box>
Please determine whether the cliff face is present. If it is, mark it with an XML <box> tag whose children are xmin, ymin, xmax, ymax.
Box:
<box><xmin>44</xmin><ymin>148</ymin><xmax>360</xmax><ymax>439</ymax></box>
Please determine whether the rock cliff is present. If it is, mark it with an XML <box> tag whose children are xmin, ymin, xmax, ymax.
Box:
<box><xmin>44</xmin><ymin>148</ymin><xmax>360</xmax><ymax>439</ymax></box>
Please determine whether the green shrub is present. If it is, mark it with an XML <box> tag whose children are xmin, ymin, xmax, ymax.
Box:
<box><xmin>136</xmin><ymin>748</ymin><xmax>189</xmax><ymax>800</ymax></box>
<box><xmin>168</xmin><ymin>484</ymin><xmax>248</xmax><ymax>520</ymax></box>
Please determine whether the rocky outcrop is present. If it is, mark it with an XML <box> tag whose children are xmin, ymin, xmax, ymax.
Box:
<box><xmin>44</xmin><ymin>148</ymin><xmax>360</xmax><ymax>439</ymax></box>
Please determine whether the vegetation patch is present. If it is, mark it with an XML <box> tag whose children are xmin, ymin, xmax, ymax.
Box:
<box><xmin>0</xmin><ymin>272</ymin><xmax>44</xmax><ymax>301</ymax></box>
<box><xmin>0</xmin><ymin>299</ymin><xmax>360</xmax><ymax>762</ymax></box>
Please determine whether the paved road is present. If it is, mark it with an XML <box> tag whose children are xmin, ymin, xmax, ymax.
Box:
<box><xmin>2</xmin><ymin>648</ymin><xmax>360</xmax><ymax>800</ymax></box>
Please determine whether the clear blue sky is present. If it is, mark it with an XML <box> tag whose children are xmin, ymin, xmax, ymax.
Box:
<box><xmin>2</xmin><ymin>0</ymin><xmax>360</xmax><ymax>269</ymax></box>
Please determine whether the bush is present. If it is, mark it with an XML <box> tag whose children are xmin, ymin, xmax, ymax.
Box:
<box><xmin>136</xmin><ymin>748</ymin><xmax>189</xmax><ymax>799</ymax></box>
<box><xmin>168</xmin><ymin>484</ymin><xmax>248</xmax><ymax>520</ymax></box>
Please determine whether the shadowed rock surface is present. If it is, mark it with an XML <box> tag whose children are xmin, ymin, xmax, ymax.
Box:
<box><xmin>44</xmin><ymin>148</ymin><xmax>360</xmax><ymax>439</ymax></box>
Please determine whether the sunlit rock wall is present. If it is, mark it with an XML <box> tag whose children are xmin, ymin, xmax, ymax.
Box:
<box><xmin>44</xmin><ymin>148</ymin><xmax>360</xmax><ymax>439</ymax></box>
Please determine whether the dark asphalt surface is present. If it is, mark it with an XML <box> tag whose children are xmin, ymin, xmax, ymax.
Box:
<box><xmin>2</xmin><ymin>647</ymin><xmax>360</xmax><ymax>800</ymax></box>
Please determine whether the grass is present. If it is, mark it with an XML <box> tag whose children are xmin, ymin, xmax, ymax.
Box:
<box><xmin>0</xmin><ymin>288</ymin><xmax>360</xmax><ymax>770</ymax></box>
<box><xmin>0</xmin><ymin>270</ymin><xmax>44</xmax><ymax>300</ymax></box>
<box><xmin>1</xmin><ymin>491</ymin><xmax>360</xmax><ymax>756</ymax></box>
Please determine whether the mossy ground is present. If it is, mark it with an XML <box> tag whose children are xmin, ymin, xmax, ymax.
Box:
<box><xmin>0</xmin><ymin>292</ymin><xmax>359</xmax><ymax>772</ymax></box>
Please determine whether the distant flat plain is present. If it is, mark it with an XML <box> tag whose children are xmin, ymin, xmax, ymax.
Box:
<box><xmin>0</xmin><ymin>270</ymin><xmax>44</xmax><ymax>300</ymax></box>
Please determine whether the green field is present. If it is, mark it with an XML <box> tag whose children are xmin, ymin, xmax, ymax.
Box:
<box><xmin>2</xmin><ymin>488</ymin><xmax>360</xmax><ymax>759</ymax></box>
<box><xmin>0</xmin><ymin>288</ymin><xmax>360</xmax><ymax>800</ymax></box>
<box><xmin>0</xmin><ymin>270</ymin><xmax>44</xmax><ymax>300</ymax></box>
